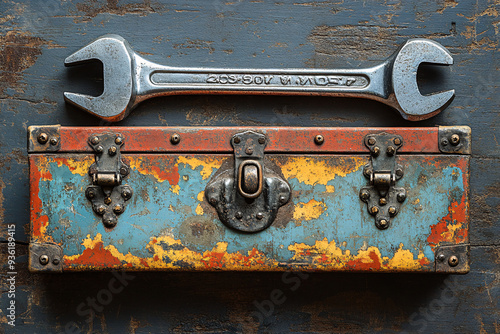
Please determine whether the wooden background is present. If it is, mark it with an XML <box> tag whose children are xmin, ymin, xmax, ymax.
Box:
<box><xmin>1</xmin><ymin>0</ymin><xmax>498</xmax><ymax>333</ymax></box>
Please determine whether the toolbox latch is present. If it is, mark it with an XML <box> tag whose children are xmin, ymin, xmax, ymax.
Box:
<box><xmin>205</xmin><ymin>131</ymin><xmax>291</xmax><ymax>233</ymax></box>
<box><xmin>85</xmin><ymin>133</ymin><xmax>133</xmax><ymax>228</ymax></box>
<box><xmin>359</xmin><ymin>132</ymin><xmax>406</xmax><ymax>230</ymax></box>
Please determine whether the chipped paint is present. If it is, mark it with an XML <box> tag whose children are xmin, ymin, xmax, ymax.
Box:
<box><xmin>177</xmin><ymin>156</ymin><xmax>223</xmax><ymax>180</ymax></box>
<box><xmin>293</xmin><ymin>199</ymin><xmax>327</xmax><ymax>222</ymax></box>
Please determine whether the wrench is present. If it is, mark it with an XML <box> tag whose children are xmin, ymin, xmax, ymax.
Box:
<box><xmin>64</xmin><ymin>34</ymin><xmax>454</xmax><ymax>122</ymax></box>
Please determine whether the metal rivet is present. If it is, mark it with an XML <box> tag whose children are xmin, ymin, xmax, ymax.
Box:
<box><xmin>50</xmin><ymin>137</ymin><xmax>58</xmax><ymax>146</ymax></box>
<box><xmin>396</xmin><ymin>168</ymin><xmax>404</xmax><ymax>177</ymax></box>
<box><xmin>279</xmin><ymin>195</ymin><xmax>287</xmax><ymax>203</ymax></box>
<box><xmin>233</xmin><ymin>136</ymin><xmax>240</xmax><ymax>144</ymax></box>
<box><xmin>91</xmin><ymin>136</ymin><xmax>100</xmax><ymax>145</ymax></box>
<box><xmin>37</xmin><ymin>133</ymin><xmax>48</xmax><ymax>144</ymax></box>
<box><xmin>235</xmin><ymin>212</ymin><xmax>243</xmax><ymax>219</ymax></box>
<box><xmin>370</xmin><ymin>206</ymin><xmax>379</xmax><ymax>215</ymax></box>
<box><xmin>113</xmin><ymin>204</ymin><xmax>123</xmax><ymax>214</ymax></box>
<box><xmin>258</xmin><ymin>137</ymin><xmax>265</xmax><ymax>144</ymax></box>
<box><xmin>108</xmin><ymin>146</ymin><xmax>117</xmax><ymax>156</ymax></box>
<box><xmin>95</xmin><ymin>145</ymin><xmax>104</xmax><ymax>153</ymax></box>
<box><xmin>441</xmin><ymin>138</ymin><xmax>448</xmax><ymax>146</ymax></box>
<box><xmin>39</xmin><ymin>255</ymin><xmax>49</xmax><ymax>265</ymax></box>
<box><xmin>450</xmin><ymin>134</ymin><xmax>460</xmax><ymax>146</ymax></box>
<box><xmin>393</xmin><ymin>138</ymin><xmax>401</xmax><ymax>146</ymax></box>
<box><xmin>448</xmin><ymin>255</ymin><xmax>459</xmax><ymax>267</ymax></box>
<box><xmin>256</xmin><ymin>212</ymin><xmax>264</xmax><ymax>220</ymax></box>
<box><xmin>379</xmin><ymin>198</ymin><xmax>387</xmax><ymax>206</ymax></box>
<box><xmin>245</xmin><ymin>147</ymin><xmax>253</xmax><ymax>155</ymax></box>
<box><xmin>363</xmin><ymin>168</ymin><xmax>373</xmax><ymax>177</ymax></box>
<box><xmin>120</xmin><ymin>166</ymin><xmax>128</xmax><ymax>176</ymax></box>
<box><xmin>360</xmin><ymin>190</ymin><xmax>370</xmax><ymax>201</ymax></box>
<box><xmin>314</xmin><ymin>135</ymin><xmax>324</xmax><ymax>145</ymax></box>
<box><xmin>437</xmin><ymin>253</ymin><xmax>446</xmax><ymax>262</ymax></box>
<box><xmin>103</xmin><ymin>217</ymin><xmax>117</xmax><ymax>228</ymax></box>
<box><xmin>121</xmin><ymin>189</ymin><xmax>132</xmax><ymax>200</ymax></box>
<box><xmin>372</xmin><ymin>146</ymin><xmax>380</xmax><ymax>156</ymax></box>
<box><xmin>388</xmin><ymin>206</ymin><xmax>397</xmax><ymax>216</ymax></box>
<box><xmin>104</xmin><ymin>196</ymin><xmax>112</xmax><ymax>205</ymax></box>
<box><xmin>378</xmin><ymin>219</ymin><xmax>388</xmax><ymax>228</ymax></box>
<box><xmin>95</xmin><ymin>205</ymin><xmax>106</xmax><ymax>215</ymax></box>
<box><xmin>86</xmin><ymin>189</ymin><xmax>95</xmax><ymax>199</ymax></box>
<box><xmin>115</xmin><ymin>136</ymin><xmax>123</xmax><ymax>145</ymax></box>
<box><xmin>52</xmin><ymin>258</ymin><xmax>60</xmax><ymax>265</ymax></box>
<box><xmin>397</xmin><ymin>192</ymin><xmax>406</xmax><ymax>203</ymax></box>
<box><xmin>387</xmin><ymin>146</ymin><xmax>395</xmax><ymax>156</ymax></box>
<box><xmin>170</xmin><ymin>133</ymin><xmax>181</xmax><ymax>145</ymax></box>
<box><xmin>367</xmin><ymin>137</ymin><xmax>376</xmax><ymax>145</ymax></box>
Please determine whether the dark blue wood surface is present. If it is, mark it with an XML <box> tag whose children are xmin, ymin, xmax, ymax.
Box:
<box><xmin>0</xmin><ymin>0</ymin><xmax>498</xmax><ymax>332</ymax></box>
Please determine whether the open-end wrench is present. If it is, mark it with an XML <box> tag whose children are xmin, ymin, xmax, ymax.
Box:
<box><xmin>64</xmin><ymin>34</ymin><xmax>454</xmax><ymax>122</ymax></box>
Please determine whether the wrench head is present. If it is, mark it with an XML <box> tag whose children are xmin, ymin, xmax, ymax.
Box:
<box><xmin>391</xmin><ymin>39</ymin><xmax>454</xmax><ymax>121</ymax></box>
<box><xmin>64</xmin><ymin>34</ymin><xmax>134</xmax><ymax>122</ymax></box>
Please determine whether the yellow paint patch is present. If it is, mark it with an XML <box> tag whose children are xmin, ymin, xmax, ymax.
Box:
<box><xmin>293</xmin><ymin>199</ymin><xmax>327</xmax><ymax>221</ymax></box>
<box><xmin>275</xmin><ymin>156</ymin><xmax>365</xmax><ymax>186</ymax></box>
<box><xmin>56</xmin><ymin>157</ymin><xmax>93</xmax><ymax>176</ymax></box>
<box><xmin>170</xmin><ymin>184</ymin><xmax>180</xmax><ymax>194</ymax></box>
<box><xmin>325</xmin><ymin>185</ymin><xmax>335</xmax><ymax>193</ymax></box>
<box><xmin>176</xmin><ymin>156</ymin><xmax>223</xmax><ymax>180</ymax></box>
<box><xmin>195</xmin><ymin>204</ymin><xmax>204</xmax><ymax>215</ymax></box>
<box><xmin>197</xmin><ymin>191</ymin><xmax>205</xmax><ymax>201</ymax></box>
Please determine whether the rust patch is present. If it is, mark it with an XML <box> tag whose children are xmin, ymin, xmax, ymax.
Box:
<box><xmin>437</xmin><ymin>0</ymin><xmax>458</xmax><ymax>14</ymax></box>
<box><xmin>74</xmin><ymin>0</ymin><xmax>166</xmax><ymax>21</ymax></box>
<box><xmin>0</xmin><ymin>31</ymin><xmax>59</xmax><ymax>95</ymax></box>
<box><xmin>64</xmin><ymin>241</ymin><xmax>122</xmax><ymax>267</ymax></box>
<box><xmin>427</xmin><ymin>197</ymin><xmax>468</xmax><ymax>250</ymax></box>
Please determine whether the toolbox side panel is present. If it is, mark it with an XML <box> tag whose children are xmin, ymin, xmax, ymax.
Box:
<box><xmin>29</xmin><ymin>154</ymin><xmax>468</xmax><ymax>272</ymax></box>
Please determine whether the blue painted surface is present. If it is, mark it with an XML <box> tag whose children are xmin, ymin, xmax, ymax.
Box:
<box><xmin>38</xmin><ymin>155</ymin><xmax>465</xmax><ymax>265</ymax></box>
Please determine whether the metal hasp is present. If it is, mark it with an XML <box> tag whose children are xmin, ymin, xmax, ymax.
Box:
<box><xmin>435</xmin><ymin>244</ymin><xmax>470</xmax><ymax>273</ymax></box>
<box><xmin>29</xmin><ymin>243</ymin><xmax>63</xmax><ymax>272</ymax></box>
<box><xmin>64</xmin><ymin>35</ymin><xmax>454</xmax><ymax>122</ymax></box>
<box><xmin>360</xmin><ymin>132</ymin><xmax>406</xmax><ymax>230</ymax></box>
<box><xmin>85</xmin><ymin>132</ymin><xmax>133</xmax><ymax>228</ymax></box>
<box><xmin>205</xmin><ymin>131</ymin><xmax>291</xmax><ymax>233</ymax></box>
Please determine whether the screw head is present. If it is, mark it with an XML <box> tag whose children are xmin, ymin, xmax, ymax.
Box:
<box><xmin>388</xmin><ymin>206</ymin><xmax>397</xmax><ymax>216</ymax></box>
<box><xmin>121</xmin><ymin>189</ymin><xmax>132</xmax><ymax>200</ymax></box>
<box><xmin>235</xmin><ymin>211</ymin><xmax>243</xmax><ymax>219</ymax></box>
<box><xmin>378</xmin><ymin>219</ymin><xmax>388</xmax><ymax>229</ymax></box>
<box><xmin>437</xmin><ymin>253</ymin><xmax>446</xmax><ymax>262</ymax></box>
<box><xmin>120</xmin><ymin>166</ymin><xmax>129</xmax><ymax>176</ymax></box>
<box><xmin>113</xmin><ymin>204</ymin><xmax>124</xmax><ymax>214</ymax></box>
<box><xmin>372</xmin><ymin>146</ymin><xmax>380</xmax><ymax>156</ymax></box>
<box><xmin>86</xmin><ymin>189</ymin><xmax>95</xmax><ymax>199</ymax></box>
<box><xmin>94</xmin><ymin>205</ymin><xmax>106</xmax><ymax>215</ymax></box>
<box><xmin>448</xmin><ymin>255</ymin><xmax>459</xmax><ymax>267</ymax></box>
<box><xmin>367</xmin><ymin>137</ymin><xmax>376</xmax><ymax>145</ymax></box>
<box><xmin>52</xmin><ymin>258</ymin><xmax>60</xmax><ymax>265</ymax></box>
<box><xmin>39</xmin><ymin>255</ymin><xmax>49</xmax><ymax>265</ymax></box>
<box><xmin>379</xmin><ymin>198</ymin><xmax>387</xmax><ymax>206</ymax></box>
<box><xmin>359</xmin><ymin>190</ymin><xmax>370</xmax><ymax>201</ymax></box>
<box><xmin>233</xmin><ymin>136</ymin><xmax>240</xmax><ymax>144</ymax></box>
<box><xmin>256</xmin><ymin>212</ymin><xmax>264</xmax><ymax>220</ymax></box>
<box><xmin>441</xmin><ymin>138</ymin><xmax>448</xmax><ymax>146</ymax></box>
<box><xmin>37</xmin><ymin>133</ymin><xmax>49</xmax><ymax>144</ymax></box>
<box><xmin>114</xmin><ymin>136</ymin><xmax>123</xmax><ymax>145</ymax></box>
<box><xmin>370</xmin><ymin>206</ymin><xmax>379</xmax><ymax>215</ymax></box>
<box><xmin>245</xmin><ymin>147</ymin><xmax>253</xmax><ymax>155</ymax></box>
<box><xmin>450</xmin><ymin>134</ymin><xmax>460</xmax><ymax>146</ymax></box>
<box><xmin>91</xmin><ymin>136</ymin><xmax>100</xmax><ymax>145</ymax></box>
<box><xmin>104</xmin><ymin>196</ymin><xmax>112</xmax><ymax>205</ymax></box>
<box><xmin>108</xmin><ymin>146</ymin><xmax>117</xmax><ymax>156</ymax></box>
<box><xmin>395</xmin><ymin>168</ymin><xmax>404</xmax><ymax>177</ymax></box>
<box><xmin>363</xmin><ymin>168</ymin><xmax>373</xmax><ymax>177</ymax></box>
<box><xmin>314</xmin><ymin>135</ymin><xmax>324</xmax><ymax>145</ymax></box>
<box><xmin>95</xmin><ymin>145</ymin><xmax>104</xmax><ymax>153</ymax></box>
<box><xmin>50</xmin><ymin>137</ymin><xmax>58</xmax><ymax>146</ymax></box>
<box><xmin>397</xmin><ymin>192</ymin><xmax>406</xmax><ymax>203</ymax></box>
<box><xmin>258</xmin><ymin>137</ymin><xmax>266</xmax><ymax>144</ymax></box>
<box><xmin>393</xmin><ymin>138</ymin><xmax>402</xmax><ymax>146</ymax></box>
<box><xmin>386</xmin><ymin>146</ymin><xmax>395</xmax><ymax>156</ymax></box>
<box><xmin>170</xmin><ymin>133</ymin><xmax>181</xmax><ymax>145</ymax></box>
<box><xmin>103</xmin><ymin>216</ymin><xmax>117</xmax><ymax>228</ymax></box>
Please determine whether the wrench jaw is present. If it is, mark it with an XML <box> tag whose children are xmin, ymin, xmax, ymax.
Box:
<box><xmin>391</xmin><ymin>39</ymin><xmax>455</xmax><ymax>121</ymax></box>
<box><xmin>64</xmin><ymin>34</ymin><xmax>136</xmax><ymax>122</ymax></box>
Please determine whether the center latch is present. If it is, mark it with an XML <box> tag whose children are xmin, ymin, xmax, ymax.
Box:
<box><xmin>85</xmin><ymin>132</ymin><xmax>133</xmax><ymax>228</ymax></box>
<box><xmin>205</xmin><ymin>131</ymin><xmax>291</xmax><ymax>233</ymax></box>
<box><xmin>359</xmin><ymin>132</ymin><xmax>406</xmax><ymax>230</ymax></box>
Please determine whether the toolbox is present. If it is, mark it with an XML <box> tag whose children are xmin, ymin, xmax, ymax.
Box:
<box><xmin>28</xmin><ymin>125</ymin><xmax>470</xmax><ymax>273</ymax></box>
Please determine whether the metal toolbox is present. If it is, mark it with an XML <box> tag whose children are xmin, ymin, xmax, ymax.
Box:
<box><xmin>28</xmin><ymin>125</ymin><xmax>471</xmax><ymax>273</ymax></box>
